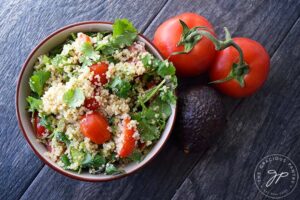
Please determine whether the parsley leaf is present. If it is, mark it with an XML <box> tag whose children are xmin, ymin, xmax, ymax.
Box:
<box><xmin>150</xmin><ymin>98</ymin><xmax>172</xmax><ymax>119</ymax></box>
<box><xmin>70</xmin><ymin>147</ymin><xmax>85</xmax><ymax>164</ymax></box>
<box><xmin>79</xmin><ymin>42</ymin><xmax>100</xmax><ymax>67</ymax></box>
<box><xmin>112</xmin><ymin>18</ymin><xmax>137</xmax><ymax>47</ymax></box>
<box><xmin>129</xmin><ymin>150</ymin><xmax>143</xmax><ymax>162</ymax></box>
<box><xmin>107</xmin><ymin>77</ymin><xmax>131</xmax><ymax>98</ymax></box>
<box><xmin>51</xmin><ymin>54</ymin><xmax>67</xmax><ymax>66</ymax></box>
<box><xmin>132</xmin><ymin>110</ymin><xmax>160</xmax><ymax>141</ymax></box>
<box><xmin>82</xmin><ymin>153</ymin><xmax>106</xmax><ymax>168</ymax></box>
<box><xmin>26</xmin><ymin>96</ymin><xmax>42</xmax><ymax>112</ymax></box>
<box><xmin>61</xmin><ymin>154</ymin><xmax>71</xmax><ymax>167</ymax></box>
<box><xmin>137</xmin><ymin>79</ymin><xmax>165</xmax><ymax>108</ymax></box>
<box><xmin>157</xmin><ymin>61</ymin><xmax>176</xmax><ymax>77</ymax></box>
<box><xmin>159</xmin><ymin>89</ymin><xmax>177</xmax><ymax>105</ymax></box>
<box><xmin>96</xmin><ymin>19</ymin><xmax>138</xmax><ymax>55</ymax></box>
<box><xmin>63</xmin><ymin>88</ymin><xmax>85</xmax><ymax>108</ymax></box>
<box><xmin>55</xmin><ymin>132</ymin><xmax>70</xmax><ymax>145</ymax></box>
<box><xmin>105</xmin><ymin>163</ymin><xmax>124</xmax><ymax>175</ymax></box>
<box><xmin>39</xmin><ymin>114</ymin><xmax>54</xmax><ymax>132</ymax></box>
<box><xmin>141</xmin><ymin>55</ymin><xmax>176</xmax><ymax>77</ymax></box>
<box><xmin>29</xmin><ymin>70</ymin><xmax>50</xmax><ymax>96</ymax></box>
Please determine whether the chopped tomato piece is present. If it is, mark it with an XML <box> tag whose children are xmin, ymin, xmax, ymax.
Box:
<box><xmin>84</xmin><ymin>97</ymin><xmax>100</xmax><ymax>111</ymax></box>
<box><xmin>118</xmin><ymin>117</ymin><xmax>136</xmax><ymax>158</ymax></box>
<box><xmin>90</xmin><ymin>62</ymin><xmax>109</xmax><ymax>85</ymax></box>
<box><xmin>33</xmin><ymin>114</ymin><xmax>47</xmax><ymax>138</ymax></box>
<box><xmin>80</xmin><ymin>112</ymin><xmax>111</xmax><ymax>144</ymax></box>
<box><xmin>77</xmin><ymin>33</ymin><xmax>91</xmax><ymax>43</ymax></box>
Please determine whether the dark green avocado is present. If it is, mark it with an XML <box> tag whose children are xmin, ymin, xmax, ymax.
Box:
<box><xmin>176</xmin><ymin>85</ymin><xmax>226</xmax><ymax>153</ymax></box>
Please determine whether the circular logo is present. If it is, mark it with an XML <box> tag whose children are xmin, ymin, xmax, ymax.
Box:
<box><xmin>254</xmin><ymin>154</ymin><xmax>298</xmax><ymax>199</ymax></box>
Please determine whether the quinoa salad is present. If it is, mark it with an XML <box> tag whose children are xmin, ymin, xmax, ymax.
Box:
<box><xmin>26</xmin><ymin>19</ymin><xmax>177</xmax><ymax>175</ymax></box>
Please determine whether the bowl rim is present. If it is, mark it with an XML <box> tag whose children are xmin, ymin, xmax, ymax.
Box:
<box><xmin>15</xmin><ymin>21</ymin><xmax>177</xmax><ymax>182</ymax></box>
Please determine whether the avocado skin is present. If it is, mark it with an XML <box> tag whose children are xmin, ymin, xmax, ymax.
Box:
<box><xmin>176</xmin><ymin>85</ymin><xmax>226</xmax><ymax>153</ymax></box>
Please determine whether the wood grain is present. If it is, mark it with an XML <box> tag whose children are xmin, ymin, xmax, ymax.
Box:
<box><xmin>171</xmin><ymin>18</ymin><xmax>300</xmax><ymax>200</ymax></box>
<box><xmin>17</xmin><ymin>1</ymin><xmax>300</xmax><ymax>200</ymax></box>
<box><xmin>0</xmin><ymin>0</ymin><xmax>169</xmax><ymax>199</ymax></box>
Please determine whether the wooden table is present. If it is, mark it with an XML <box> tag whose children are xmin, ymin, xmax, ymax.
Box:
<box><xmin>1</xmin><ymin>0</ymin><xmax>300</xmax><ymax>199</ymax></box>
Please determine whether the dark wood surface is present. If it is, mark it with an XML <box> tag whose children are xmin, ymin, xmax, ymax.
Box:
<box><xmin>1</xmin><ymin>0</ymin><xmax>300</xmax><ymax>200</ymax></box>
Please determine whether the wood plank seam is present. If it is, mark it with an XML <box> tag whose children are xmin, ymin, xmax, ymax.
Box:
<box><xmin>140</xmin><ymin>0</ymin><xmax>171</xmax><ymax>33</ymax></box>
<box><xmin>169</xmin><ymin>16</ymin><xmax>300</xmax><ymax>200</ymax></box>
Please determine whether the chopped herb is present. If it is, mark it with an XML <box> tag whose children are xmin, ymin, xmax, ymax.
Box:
<box><xmin>129</xmin><ymin>150</ymin><xmax>143</xmax><ymax>162</ymax></box>
<box><xmin>132</xmin><ymin>110</ymin><xmax>160</xmax><ymax>141</ymax></box>
<box><xmin>55</xmin><ymin>132</ymin><xmax>70</xmax><ymax>145</ymax></box>
<box><xmin>157</xmin><ymin>61</ymin><xmax>176</xmax><ymax>77</ymax></box>
<box><xmin>39</xmin><ymin>114</ymin><xmax>54</xmax><ymax>132</ymax></box>
<box><xmin>29</xmin><ymin>70</ymin><xmax>50</xmax><ymax>96</ymax></box>
<box><xmin>105</xmin><ymin>163</ymin><xmax>124</xmax><ymax>175</ymax></box>
<box><xmin>26</xmin><ymin>96</ymin><xmax>42</xmax><ymax>112</ymax></box>
<box><xmin>159</xmin><ymin>89</ymin><xmax>177</xmax><ymax>105</ymax></box>
<box><xmin>79</xmin><ymin>42</ymin><xmax>100</xmax><ymax>67</ymax></box>
<box><xmin>107</xmin><ymin>77</ymin><xmax>131</xmax><ymax>98</ymax></box>
<box><xmin>137</xmin><ymin>79</ymin><xmax>165</xmax><ymax>107</ymax></box>
<box><xmin>63</xmin><ymin>88</ymin><xmax>85</xmax><ymax>108</ymax></box>
<box><xmin>96</xmin><ymin>19</ymin><xmax>138</xmax><ymax>55</ymax></box>
<box><xmin>70</xmin><ymin>147</ymin><xmax>85</xmax><ymax>164</ymax></box>
<box><xmin>81</xmin><ymin>154</ymin><xmax>106</xmax><ymax>169</ymax></box>
<box><xmin>150</xmin><ymin>97</ymin><xmax>172</xmax><ymax>119</ymax></box>
<box><xmin>61</xmin><ymin>154</ymin><xmax>71</xmax><ymax>167</ymax></box>
<box><xmin>51</xmin><ymin>54</ymin><xmax>67</xmax><ymax>66</ymax></box>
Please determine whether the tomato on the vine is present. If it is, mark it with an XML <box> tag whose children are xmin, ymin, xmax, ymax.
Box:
<box><xmin>210</xmin><ymin>37</ymin><xmax>270</xmax><ymax>98</ymax></box>
<box><xmin>153</xmin><ymin>12</ymin><xmax>216</xmax><ymax>77</ymax></box>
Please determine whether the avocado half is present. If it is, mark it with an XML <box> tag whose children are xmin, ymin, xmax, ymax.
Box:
<box><xmin>176</xmin><ymin>85</ymin><xmax>226</xmax><ymax>153</ymax></box>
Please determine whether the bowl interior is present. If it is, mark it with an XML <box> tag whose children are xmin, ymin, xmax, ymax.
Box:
<box><xmin>16</xmin><ymin>22</ymin><xmax>176</xmax><ymax>181</ymax></box>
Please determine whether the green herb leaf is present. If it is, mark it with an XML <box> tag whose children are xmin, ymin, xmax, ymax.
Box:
<box><xmin>39</xmin><ymin>114</ymin><xmax>54</xmax><ymax>132</ymax></box>
<box><xmin>138</xmin><ymin>79</ymin><xmax>165</xmax><ymax>106</ymax></box>
<box><xmin>150</xmin><ymin>97</ymin><xmax>172</xmax><ymax>119</ymax></box>
<box><xmin>112</xmin><ymin>19</ymin><xmax>137</xmax><ymax>47</ymax></box>
<box><xmin>107</xmin><ymin>77</ymin><xmax>131</xmax><ymax>98</ymax></box>
<box><xmin>91</xmin><ymin>154</ymin><xmax>106</xmax><ymax>168</ymax></box>
<box><xmin>29</xmin><ymin>70</ymin><xmax>50</xmax><ymax>96</ymax></box>
<box><xmin>51</xmin><ymin>54</ymin><xmax>67</xmax><ymax>66</ymax></box>
<box><xmin>61</xmin><ymin>154</ymin><xmax>71</xmax><ymax>167</ymax></box>
<box><xmin>132</xmin><ymin>111</ymin><xmax>160</xmax><ymax>141</ymax></box>
<box><xmin>159</xmin><ymin>89</ymin><xmax>177</xmax><ymax>105</ymax></box>
<box><xmin>79</xmin><ymin>42</ymin><xmax>100</xmax><ymax>67</ymax></box>
<box><xmin>63</xmin><ymin>88</ymin><xmax>85</xmax><ymax>108</ymax></box>
<box><xmin>97</xmin><ymin>19</ymin><xmax>138</xmax><ymax>55</ymax></box>
<box><xmin>55</xmin><ymin>132</ymin><xmax>70</xmax><ymax>145</ymax></box>
<box><xmin>81</xmin><ymin>153</ymin><xmax>93</xmax><ymax>168</ymax></box>
<box><xmin>157</xmin><ymin>61</ymin><xmax>176</xmax><ymax>77</ymax></box>
<box><xmin>105</xmin><ymin>163</ymin><xmax>124</xmax><ymax>175</ymax></box>
<box><xmin>70</xmin><ymin>147</ymin><xmax>85</xmax><ymax>164</ymax></box>
<box><xmin>41</xmin><ymin>55</ymin><xmax>51</xmax><ymax>65</ymax></box>
<box><xmin>129</xmin><ymin>150</ymin><xmax>143</xmax><ymax>162</ymax></box>
<box><xmin>26</xmin><ymin>96</ymin><xmax>42</xmax><ymax>112</ymax></box>
<box><xmin>80</xmin><ymin>153</ymin><xmax>106</xmax><ymax>169</ymax></box>
<box><xmin>141</xmin><ymin>54</ymin><xmax>153</xmax><ymax>68</ymax></box>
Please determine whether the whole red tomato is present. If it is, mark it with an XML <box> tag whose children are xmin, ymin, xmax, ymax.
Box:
<box><xmin>80</xmin><ymin>112</ymin><xmax>111</xmax><ymax>144</ymax></box>
<box><xmin>153</xmin><ymin>13</ymin><xmax>216</xmax><ymax>77</ymax></box>
<box><xmin>210</xmin><ymin>37</ymin><xmax>270</xmax><ymax>98</ymax></box>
